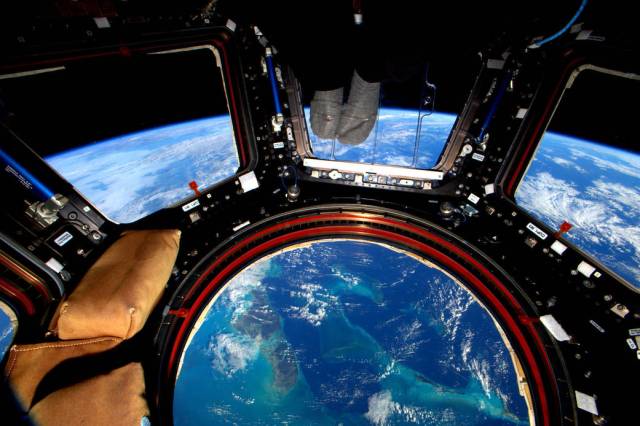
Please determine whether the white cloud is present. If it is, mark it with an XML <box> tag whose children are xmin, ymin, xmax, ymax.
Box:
<box><xmin>287</xmin><ymin>282</ymin><xmax>336</xmax><ymax>326</ymax></box>
<box><xmin>517</xmin><ymin>171</ymin><xmax>640</xmax><ymax>283</ymax></box>
<box><xmin>220</xmin><ymin>260</ymin><xmax>271</xmax><ymax>323</ymax></box>
<box><xmin>365</xmin><ymin>390</ymin><xmax>398</xmax><ymax>425</ymax></box>
<box><xmin>0</xmin><ymin>324</ymin><xmax>14</xmax><ymax>346</ymax></box>
<box><xmin>551</xmin><ymin>157</ymin><xmax>570</xmax><ymax>167</ymax></box>
<box><xmin>209</xmin><ymin>333</ymin><xmax>259</xmax><ymax>377</ymax></box>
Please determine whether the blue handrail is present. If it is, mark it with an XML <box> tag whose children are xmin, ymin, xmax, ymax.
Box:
<box><xmin>0</xmin><ymin>147</ymin><xmax>54</xmax><ymax>200</ymax></box>
<box><xmin>529</xmin><ymin>0</ymin><xmax>589</xmax><ymax>48</ymax></box>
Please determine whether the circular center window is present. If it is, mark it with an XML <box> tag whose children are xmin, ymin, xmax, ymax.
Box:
<box><xmin>173</xmin><ymin>240</ymin><xmax>530</xmax><ymax>425</ymax></box>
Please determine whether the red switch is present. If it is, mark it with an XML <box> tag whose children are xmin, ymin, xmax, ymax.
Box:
<box><xmin>168</xmin><ymin>308</ymin><xmax>189</xmax><ymax>318</ymax></box>
<box><xmin>555</xmin><ymin>221</ymin><xmax>573</xmax><ymax>237</ymax></box>
<box><xmin>189</xmin><ymin>180</ymin><xmax>201</xmax><ymax>197</ymax></box>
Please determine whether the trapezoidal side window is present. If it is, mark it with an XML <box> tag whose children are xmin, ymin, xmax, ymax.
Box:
<box><xmin>0</xmin><ymin>45</ymin><xmax>239</xmax><ymax>224</ymax></box>
<box><xmin>515</xmin><ymin>66</ymin><xmax>640</xmax><ymax>290</ymax></box>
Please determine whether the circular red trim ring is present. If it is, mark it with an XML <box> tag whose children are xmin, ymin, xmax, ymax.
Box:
<box><xmin>168</xmin><ymin>213</ymin><xmax>555</xmax><ymax>426</ymax></box>
<box><xmin>0</xmin><ymin>277</ymin><xmax>36</xmax><ymax>316</ymax></box>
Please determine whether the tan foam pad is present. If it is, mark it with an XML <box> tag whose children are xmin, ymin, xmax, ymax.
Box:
<box><xmin>53</xmin><ymin>229</ymin><xmax>181</xmax><ymax>340</ymax></box>
<box><xmin>3</xmin><ymin>337</ymin><xmax>122</xmax><ymax>411</ymax></box>
<box><xmin>30</xmin><ymin>362</ymin><xmax>149</xmax><ymax>426</ymax></box>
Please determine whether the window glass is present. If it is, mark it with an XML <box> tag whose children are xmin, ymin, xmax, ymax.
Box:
<box><xmin>174</xmin><ymin>240</ymin><xmax>530</xmax><ymax>425</ymax></box>
<box><xmin>0</xmin><ymin>46</ymin><xmax>238</xmax><ymax>223</ymax></box>
<box><xmin>308</xmin><ymin>108</ymin><xmax>456</xmax><ymax>169</ymax></box>
<box><xmin>307</xmin><ymin>60</ymin><xmax>477</xmax><ymax>169</ymax></box>
<box><xmin>516</xmin><ymin>69</ymin><xmax>640</xmax><ymax>288</ymax></box>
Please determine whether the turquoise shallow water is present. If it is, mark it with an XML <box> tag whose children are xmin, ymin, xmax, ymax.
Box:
<box><xmin>174</xmin><ymin>241</ymin><xmax>529</xmax><ymax>425</ymax></box>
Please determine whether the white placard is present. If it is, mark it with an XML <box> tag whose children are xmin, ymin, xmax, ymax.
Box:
<box><xmin>575</xmin><ymin>391</ymin><xmax>598</xmax><ymax>415</ymax></box>
<box><xmin>94</xmin><ymin>17</ymin><xmax>111</xmax><ymax>29</ymax></box>
<box><xmin>550</xmin><ymin>240</ymin><xmax>567</xmax><ymax>255</ymax></box>
<box><xmin>239</xmin><ymin>171</ymin><xmax>260</xmax><ymax>193</ymax></box>
<box><xmin>46</xmin><ymin>258</ymin><xmax>64</xmax><ymax>273</ymax></box>
<box><xmin>516</xmin><ymin>108</ymin><xmax>528</xmax><ymax>119</ymax></box>
<box><xmin>540</xmin><ymin>315</ymin><xmax>571</xmax><ymax>342</ymax></box>
<box><xmin>526</xmin><ymin>223</ymin><xmax>548</xmax><ymax>240</ymax></box>
<box><xmin>54</xmin><ymin>232</ymin><xmax>73</xmax><ymax>247</ymax></box>
<box><xmin>578</xmin><ymin>261</ymin><xmax>596</xmax><ymax>278</ymax></box>
<box><xmin>484</xmin><ymin>184</ymin><xmax>495</xmax><ymax>195</ymax></box>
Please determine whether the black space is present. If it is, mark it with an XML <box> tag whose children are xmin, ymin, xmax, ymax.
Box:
<box><xmin>220</xmin><ymin>0</ymin><xmax>585</xmax><ymax>118</ymax></box>
<box><xmin>0</xmin><ymin>48</ymin><xmax>230</xmax><ymax>157</ymax></box>
<box><xmin>548</xmin><ymin>69</ymin><xmax>639</xmax><ymax>153</ymax></box>
<box><xmin>296</xmin><ymin>53</ymin><xmax>482</xmax><ymax>117</ymax></box>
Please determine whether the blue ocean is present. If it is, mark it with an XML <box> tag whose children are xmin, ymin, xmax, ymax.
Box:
<box><xmin>174</xmin><ymin>241</ymin><xmax>529</xmax><ymax>425</ymax></box>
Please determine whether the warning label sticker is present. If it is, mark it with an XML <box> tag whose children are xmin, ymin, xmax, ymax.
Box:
<box><xmin>54</xmin><ymin>231</ymin><xmax>73</xmax><ymax>247</ymax></box>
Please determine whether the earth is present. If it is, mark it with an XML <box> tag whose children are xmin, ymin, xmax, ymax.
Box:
<box><xmin>173</xmin><ymin>240</ymin><xmax>530</xmax><ymax>425</ymax></box>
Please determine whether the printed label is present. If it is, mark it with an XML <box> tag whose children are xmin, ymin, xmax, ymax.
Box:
<box><xmin>526</xmin><ymin>223</ymin><xmax>548</xmax><ymax>240</ymax></box>
<box><xmin>182</xmin><ymin>199</ymin><xmax>200</xmax><ymax>212</ymax></box>
<box><xmin>5</xmin><ymin>165</ymin><xmax>33</xmax><ymax>190</ymax></box>
<box><xmin>54</xmin><ymin>231</ymin><xmax>73</xmax><ymax>247</ymax></box>
<box><xmin>626</xmin><ymin>338</ymin><xmax>637</xmax><ymax>350</ymax></box>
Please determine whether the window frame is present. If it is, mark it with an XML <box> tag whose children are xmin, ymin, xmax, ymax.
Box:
<box><xmin>0</xmin><ymin>30</ymin><xmax>256</xmax><ymax>225</ymax></box>
<box><xmin>504</xmin><ymin>57</ymin><xmax>640</xmax><ymax>293</ymax></box>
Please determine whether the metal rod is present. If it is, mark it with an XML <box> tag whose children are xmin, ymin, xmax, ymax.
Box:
<box><xmin>477</xmin><ymin>72</ymin><xmax>511</xmax><ymax>142</ymax></box>
<box><xmin>265</xmin><ymin>49</ymin><xmax>283</xmax><ymax>117</ymax></box>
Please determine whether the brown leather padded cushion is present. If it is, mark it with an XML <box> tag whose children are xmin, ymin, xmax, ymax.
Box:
<box><xmin>3</xmin><ymin>337</ymin><xmax>122</xmax><ymax>411</ymax></box>
<box><xmin>52</xmin><ymin>229</ymin><xmax>181</xmax><ymax>340</ymax></box>
<box><xmin>30</xmin><ymin>362</ymin><xmax>149</xmax><ymax>426</ymax></box>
